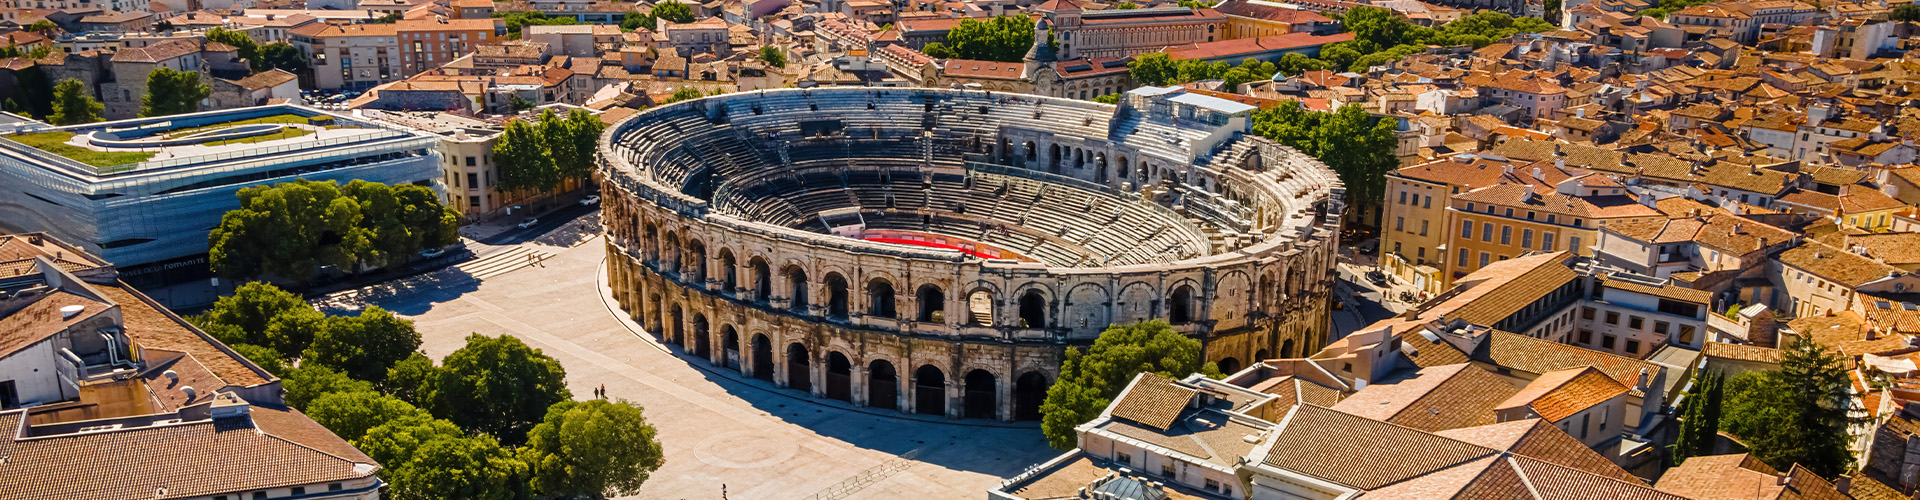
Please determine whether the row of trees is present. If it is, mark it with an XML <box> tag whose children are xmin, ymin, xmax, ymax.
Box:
<box><xmin>1039</xmin><ymin>321</ymin><xmax>1220</xmax><ymax>448</ymax></box>
<box><xmin>1282</xmin><ymin>8</ymin><xmax>1555</xmax><ymax>74</ymax></box>
<box><xmin>921</xmin><ymin>16</ymin><xmax>1034</xmax><ymax>62</ymax></box>
<box><xmin>209</xmin><ymin>179</ymin><xmax>460</xmax><ymax>284</ymax></box>
<box><xmin>1128</xmin><ymin>54</ymin><xmax>1282</xmax><ymax>90</ymax></box>
<box><xmin>492</xmin><ymin>109</ymin><xmax>607</xmax><ymax>195</ymax></box>
<box><xmin>1250</xmin><ymin>103</ymin><xmax>1400</xmax><ymax>221</ymax></box>
<box><xmin>206</xmin><ymin>27</ymin><xmax>307</xmax><ymax>75</ymax></box>
<box><xmin>203</xmin><ymin>284</ymin><xmax>664</xmax><ymax>499</ymax></box>
<box><xmin>621</xmin><ymin>1</ymin><xmax>694</xmax><ymax>31</ymax></box>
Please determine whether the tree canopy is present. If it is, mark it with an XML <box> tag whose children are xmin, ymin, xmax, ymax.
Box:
<box><xmin>944</xmin><ymin>16</ymin><xmax>1035</xmax><ymax>62</ymax></box>
<box><xmin>1895</xmin><ymin>4</ymin><xmax>1920</xmax><ymax>21</ymax></box>
<box><xmin>521</xmin><ymin>399</ymin><xmax>666</xmax><ymax>498</ymax></box>
<box><xmin>254</xmin><ymin>43</ymin><xmax>306</xmax><ymax>74</ymax></box>
<box><xmin>492</xmin><ymin>109</ymin><xmax>605</xmax><ymax>195</ymax></box>
<box><xmin>758</xmin><ymin>46</ymin><xmax>787</xmax><ymax>68</ymax></box>
<box><xmin>304</xmin><ymin>306</ymin><xmax>422</xmax><ymax>383</ymax></box>
<box><xmin>283</xmin><ymin>363</ymin><xmax>377</xmax><ymax>409</ymax></box>
<box><xmin>1039</xmin><ymin>320</ymin><xmax>1218</xmax><ymax>449</ymax></box>
<box><xmin>382</xmin><ymin>426</ymin><xmax>529</xmax><ymax>500</ymax></box>
<box><xmin>420</xmin><ymin>334</ymin><xmax>573</xmax><ymax>445</ymax></box>
<box><xmin>1721</xmin><ymin>338</ymin><xmax>1863</xmax><ymax>477</ymax></box>
<box><xmin>209</xmin><ymin>179</ymin><xmax>456</xmax><ymax>283</ymax></box>
<box><xmin>49</xmin><ymin>78</ymin><xmax>103</xmax><ymax>126</ymax></box>
<box><xmin>1270</xmin><ymin>8</ymin><xmax>1553</xmax><ymax>73</ymax></box>
<box><xmin>625</xmin><ymin>1</ymin><xmax>694</xmax><ymax>31</ymax></box>
<box><xmin>191</xmin><ymin>281</ymin><xmax>327</xmax><ymax>357</ymax></box>
<box><xmin>921</xmin><ymin>42</ymin><xmax>957</xmax><ymax>59</ymax></box>
<box><xmin>205</xmin><ymin>28</ymin><xmax>260</xmax><ymax>71</ymax></box>
<box><xmin>1669</xmin><ymin>370</ymin><xmax>1724</xmax><ymax>465</ymax></box>
<box><xmin>1127</xmin><ymin>54</ymin><xmax>1279</xmax><ymax>89</ymax></box>
<box><xmin>1251</xmin><ymin>103</ymin><xmax>1399</xmax><ymax>213</ymax></box>
<box><xmin>307</xmin><ymin>390</ymin><xmax>431</xmax><ymax>442</ymax></box>
<box><xmin>494</xmin><ymin>10</ymin><xmax>575</xmax><ymax>36</ymax></box>
<box><xmin>139</xmin><ymin>67</ymin><xmax>209</xmax><ymax>117</ymax></box>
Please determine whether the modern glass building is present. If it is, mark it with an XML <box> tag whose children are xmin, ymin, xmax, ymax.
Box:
<box><xmin>0</xmin><ymin>105</ymin><xmax>443</xmax><ymax>283</ymax></box>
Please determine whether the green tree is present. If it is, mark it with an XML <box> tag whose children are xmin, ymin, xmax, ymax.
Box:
<box><xmin>356</xmin><ymin>413</ymin><xmax>466</xmax><ymax>466</ymax></box>
<box><xmin>521</xmin><ymin>399</ymin><xmax>666</xmax><ymax>498</ymax></box>
<box><xmin>1039</xmin><ymin>320</ymin><xmax>1219</xmax><ymax>449</ymax></box>
<box><xmin>1251</xmin><ymin>103</ymin><xmax>1399</xmax><ymax>217</ymax></box>
<box><xmin>371</xmin><ymin>13</ymin><xmax>402</xmax><ymax>23</ymax></box>
<box><xmin>663</xmin><ymin>86</ymin><xmax>703</xmax><ymax>104</ymax></box>
<box><xmin>26</xmin><ymin>20</ymin><xmax>57</xmax><ymax>35</ymax></box>
<box><xmin>648</xmin><ymin>1</ymin><xmax>695</xmax><ymax>25</ymax></box>
<box><xmin>493</xmin><ymin>10</ymin><xmax>576</xmax><ymax>36</ymax></box>
<box><xmin>620</xmin><ymin>12</ymin><xmax>649</xmax><ymax>31</ymax></box>
<box><xmin>1115</xmin><ymin>1</ymin><xmax>1139</xmax><ymax>7</ymax></box>
<box><xmin>307</xmin><ymin>390</ymin><xmax>431</xmax><ymax>441</ymax></box>
<box><xmin>255</xmin><ymin>43</ymin><xmax>306</xmax><ymax>73</ymax></box>
<box><xmin>386</xmin><ymin>432</ymin><xmax>529</xmax><ymax>500</ymax></box>
<box><xmin>205</xmin><ymin>28</ymin><xmax>260</xmax><ymax>71</ymax></box>
<box><xmin>421</xmin><ymin>334</ymin><xmax>573</xmax><ymax>445</ymax></box>
<box><xmin>1894</xmin><ymin>4</ymin><xmax>1920</xmax><ymax>21</ymax></box>
<box><xmin>1669</xmin><ymin>370</ymin><xmax>1724</xmax><ymax>465</ymax></box>
<box><xmin>208</xmin><ymin>180</ymin><xmax>366</xmax><ymax>283</ymax></box>
<box><xmin>1091</xmin><ymin>93</ymin><xmax>1121</xmax><ymax>104</ymax></box>
<box><xmin>340</xmin><ymin>180</ymin><xmax>459</xmax><ymax>269</ymax></box>
<box><xmin>1275</xmin><ymin>52</ymin><xmax>1330</xmax><ymax>76</ymax></box>
<box><xmin>491</xmin><ymin>109</ymin><xmax>603</xmax><ymax>195</ymax></box>
<box><xmin>139</xmin><ymin>67</ymin><xmax>210</xmax><ymax>117</ymax></box>
<box><xmin>228</xmin><ymin>343</ymin><xmax>289</xmax><ymax>377</ymax></box>
<box><xmin>283</xmin><ymin>363</ymin><xmax>376</xmax><ymax>409</ymax></box>
<box><xmin>945</xmin><ymin>16</ymin><xmax>1035</xmax><ymax>62</ymax></box>
<box><xmin>921</xmin><ymin>41</ymin><xmax>957</xmax><ymax>59</ymax></box>
<box><xmin>384</xmin><ymin>352</ymin><xmax>438</xmax><ymax>405</ymax></box>
<box><xmin>1128</xmin><ymin>52</ymin><xmax>1179</xmax><ymax>86</ymax></box>
<box><xmin>758</xmin><ymin>45</ymin><xmax>787</xmax><ymax>68</ymax></box>
<box><xmin>1722</xmin><ymin>338</ymin><xmax>1863</xmax><ymax>477</ymax></box>
<box><xmin>48</xmin><ymin>78</ymin><xmax>103</xmax><ymax>125</ymax></box>
<box><xmin>190</xmin><ymin>281</ymin><xmax>327</xmax><ymax>357</ymax></box>
<box><xmin>304</xmin><ymin>306</ymin><xmax>423</xmax><ymax>383</ymax></box>
<box><xmin>1178</xmin><ymin>0</ymin><xmax>1211</xmax><ymax>6</ymax></box>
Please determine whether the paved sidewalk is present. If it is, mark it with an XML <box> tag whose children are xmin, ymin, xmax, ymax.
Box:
<box><xmin>336</xmin><ymin>234</ymin><xmax>1058</xmax><ymax>499</ymax></box>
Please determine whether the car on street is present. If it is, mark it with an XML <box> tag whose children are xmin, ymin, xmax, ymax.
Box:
<box><xmin>580</xmin><ymin>194</ymin><xmax>600</xmax><ymax>206</ymax></box>
<box><xmin>517</xmin><ymin>217</ymin><xmax>540</xmax><ymax>229</ymax></box>
<box><xmin>420</xmin><ymin>246</ymin><xmax>449</xmax><ymax>259</ymax></box>
<box><xmin>1365</xmin><ymin>270</ymin><xmax>1389</xmax><ymax>287</ymax></box>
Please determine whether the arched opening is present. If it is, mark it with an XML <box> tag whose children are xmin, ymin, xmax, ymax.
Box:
<box><xmin>1117</xmin><ymin>156</ymin><xmax>1129</xmax><ymax>179</ymax></box>
<box><xmin>1048</xmin><ymin>144</ymin><xmax>1061</xmax><ymax>173</ymax></box>
<box><xmin>966</xmin><ymin>289</ymin><xmax>994</xmax><ymax>326</ymax></box>
<box><xmin>917</xmin><ymin>284</ymin><xmax>945</xmax><ymax>323</ymax></box>
<box><xmin>751</xmin><ymin>334</ymin><xmax>773</xmax><ymax>381</ymax></box>
<box><xmin>1281</xmin><ymin>339</ymin><xmax>1296</xmax><ymax>358</ymax></box>
<box><xmin>647</xmin><ymin>294</ymin><xmax>662</xmax><ymax>336</ymax></box>
<box><xmin>1217</xmin><ymin>357</ymin><xmax>1241</xmax><ymax>375</ymax></box>
<box><xmin>964</xmin><ymin>369</ymin><xmax>997</xmax><ymax>419</ymax></box>
<box><xmin>750</xmin><ymin>258</ymin><xmax>771</xmax><ymax>303</ymax></box>
<box><xmin>785</xmin><ymin>266</ymin><xmax>809</xmax><ymax>314</ymax></box>
<box><xmin>826</xmin><ymin>352</ymin><xmax>853</xmax><ymax>402</ymax></box>
<box><xmin>1169</xmin><ymin>285</ymin><xmax>1194</xmax><ymax>324</ymax></box>
<box><xmin>825</xmin><ymin>273</ymin><xmax>850</xmax><ymax>321</ymax></box>
<box><xmin>722</xmin><ymin>326</ymin><xmax>741</xmax><ymax>370</ymax></box>
<box><xmin>867</xmin><ymin>279</ymin><xmax>896</xmax><ymax>318</ymax></box>
<box><xmin>669</xmin><ymin>304</ymin><xmax>685</xmax><ymax>346</ymax></box>
<box><xmin>687</xmin><ymin>240</ymin><xmax>707</xmax><ymax>285</ymax></box>
<box><xmin>786</xmin><ymin>343</ymin><xmax>811</xmax><ymax>392</ymax></box>
<box><xmin>663</xmin><ymin>232</ymin><xmax>681</xmax><ymax>273</ymax></box>
<box><xmin>642</xmin><ymin>224</ymin><xmax>658</xmax><ymax>262</ymax></box>
<box><xmin>718</xmin><ymin>250</ymin><xmax>738</xmax><ymax>295</ymax></box>
<box><xmin>692</xmin><ymin>313</ymin><xmax>710</xmax><ymax>361</ymax></box>
<box><xmin>1014</xmin><ymin>372</ymin><xmax>1049</xmax><ymax>421</ymax></box>
<box><xmin>1255</xmin><ymin>348</ymin><xmax>1271</xmax><ymax>361</ymax></box>
<box><xmin>869</xmin><ymin>360</ymin><xmax>898</xmax><ymax>410</ymax></box>
<box><xmin>1024</xmin><ymin>141</ymin><xmax>1037</xmax><ymax>162</ymax></box>
<box><xmin>914</xmin><ymin>365</ymin><xmax>946</xmax><ymax>416</ymax></box>
<box><xmin>1018</xmin><ymin>290</ymin><xmax>1047</xmax><ymax>328</ymax></box>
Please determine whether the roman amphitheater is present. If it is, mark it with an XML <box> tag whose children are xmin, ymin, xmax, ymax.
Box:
<box><xmin>598</xmin><ymin>87</ymin><xmax>1342</xmax><ymax>422</ymax></box>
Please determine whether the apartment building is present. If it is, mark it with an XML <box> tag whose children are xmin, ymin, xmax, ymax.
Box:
<box><xmin>1380</xmin><ymin>154</ymin><xmax>1577</xmax><ymax>294</ymax></box>
<box><xmin>1443</xmin><ymin>173</ymin><xmax>1662</xmax><ymax>283</ymax></box>
<box><xmin>397</xmin><ymin>18</ymin><xmax>499</xmax><ymax>76</ymax></box>
<box><xmin>292</xmin><ymin>23</ymin><xmax>402</xmax><ymax>91</ymax></box>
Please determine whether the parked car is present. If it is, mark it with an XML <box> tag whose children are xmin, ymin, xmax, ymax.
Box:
<box><xmin>580</xmin><ymin>194</ymin><xmax>601</xmax><ymax>206</ymax></box>
<box><xmin>517</xmin><ymin>217</ymin><xmax>540</xmax><ymax>229</ymax></box>
<box><xmin>420</xmin><ymin>246</ymin><xmax>448</xmax><ymax>259</ymax></box>
<box><xmin>1365</xmin><ymin>270</ymin><xmax>1389</xmax><ymax>287</ymax></box>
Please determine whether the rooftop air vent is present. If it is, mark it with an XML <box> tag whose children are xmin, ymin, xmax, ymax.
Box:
<box><xmin>59</xmin><ymin>305</ymin><xmax>84</xmax><ymax>320</ymax></box>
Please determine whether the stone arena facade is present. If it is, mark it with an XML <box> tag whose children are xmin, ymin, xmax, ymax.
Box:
<box><xmin>598</xmin><ymin>87</ymin><xmax>1343</xmax><ymax>421</ymax></box>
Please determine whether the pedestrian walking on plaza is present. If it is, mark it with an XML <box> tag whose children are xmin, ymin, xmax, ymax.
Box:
<box><xmin>599</xmin><ymin>384</ymin><xmax>606</xmax><ymax>399</ymax></box>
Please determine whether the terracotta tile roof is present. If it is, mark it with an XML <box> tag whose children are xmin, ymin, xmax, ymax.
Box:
<box><xmin>1599</xmin><ymin>277</ymin><xmax>1710</xmax><ymax>304</ymax></box>
<box><xmin>1162</xmin><ymin>32</ymin><xmax>1352</xmax><ymax>61</ymax></box>
<box><xmin>1329</xmin><ymin>363</ymin><xmax>1518</xmax><ymax>432</ymax></box>
<box><xmin>1702</xmin><ymin>341</ymin><xmax>1782</xmax><ymax>364</ymax></box>
<box><xmin>1479</xmin><ymin>331</ymin><xmax>1659</xmax><ymax>391</ymax></box>
<box><xmin>231</xmin><ymin>69</ymin><xmax>298</xmax><ymax>90</ymax></box>
<box><xmin>938</xmin><ymin>58</ymin><xmax>1023</xmax><ymax>80</ymax></box>
<box><xmin>1779</xmin><ymin>241</ymin><xmax>1905</xmax><ymax>288</ymax></box>
<box><xmin>1434</xmin><ymin>419</ymin><xmax>1642</xmax><ymax>483</ymax></box>
<box><xmin>96</xmin><ymin>284</ymin><xmax>272</xmax><ymax>388</ymax></box>
<box><xmin>0</xmin><ymin>288</ymin><xmax>110</xmax><ymax>359</ymax></box>
<box><xmin>1845</xmin><ymin>472</ymin><xmax>1906</xmax><ymax>500</ymax></box>
<box><xmin>1496</xmin><ymin>366</ymin><xmax>1628</xmax><ymax>422</ymax></box>
<box><xmin>1109</xmin><ymin>372</ymin><xmax>1194</xmax><ymax>431</ymax></box>
<box><xmin>109</xmin><ymin>39</ymin><xmax>201</xmax><ymax>63</ymax></box>
<box><xmin>1791</xmin><ymin>311</ymin><xmax>1911</xmax><ymax>358</ymax></box>
<box><xmin>1440</xmin><ymin>252</ymin><xmax>1582</xmax><ymax>326</ymax></box>
<box><xmin>0</xmin><ymin>407</ymin><xmax>377</xmax><ymax>500</ymax></box>
<box><xmin>1212</xmin><ymin>0</ymin><xmax>1332</xmax><ymax>23</ymax></box>
<box><xmin>1263</xmin><ymin>405</ymin><xmax>1496</xmax><ymax>490</ymax></box>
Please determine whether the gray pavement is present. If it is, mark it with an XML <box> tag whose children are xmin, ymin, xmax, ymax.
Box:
<box><xmin>323</xmin><ymin>230</ymin><xmax>1060</xmax><ymax>500</ymax></box>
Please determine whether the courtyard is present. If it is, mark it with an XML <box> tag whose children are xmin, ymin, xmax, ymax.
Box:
<box><xmin>316</xmin><ymin>221</ymin><xmax>1061</xmax><ymax>499</ymax></box>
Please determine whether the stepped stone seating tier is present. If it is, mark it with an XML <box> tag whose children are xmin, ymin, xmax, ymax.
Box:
<box><xmin>596</xmin><ymin>88</ymin><xmax>1346</xmax><ymax>422</ymax></box>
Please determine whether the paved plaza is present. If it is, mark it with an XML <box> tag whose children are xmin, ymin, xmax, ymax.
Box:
<box><xmin>319</xmin><ymin>226</ymin><xmax>1061</xmax><ymax>500</ymax></box>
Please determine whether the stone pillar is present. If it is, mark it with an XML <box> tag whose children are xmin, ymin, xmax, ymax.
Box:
<box><xmin>898</xmin><ymin>369</ymin><xmax>912</xmax><ymax>415</ymax></box>
<box><xmin>852</xmin><ymin>364</ymin><xmax>868</xmax><ymax>407</ymax></box>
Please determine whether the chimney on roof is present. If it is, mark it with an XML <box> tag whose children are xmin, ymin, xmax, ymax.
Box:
<box><xmin>1504</xmin><ymin>164</ymin><xmax>1514</xmax><ymax>175</ymax></box>
<box><xmin>1533</xmin><ymin>166</ymin><xmax>1545</xmax><ymax>181</ymax></box>
<box><xmin>1734</xmin><ymin>222</ymin><xmax>1744</xmax><ymax>234</ymax></box>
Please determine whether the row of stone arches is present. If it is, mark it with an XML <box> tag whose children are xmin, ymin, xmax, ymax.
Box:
<box><xmin>629</xmin><ymin>288</ymin><xmax>1055</xmax><ymax>421</ymax></box>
